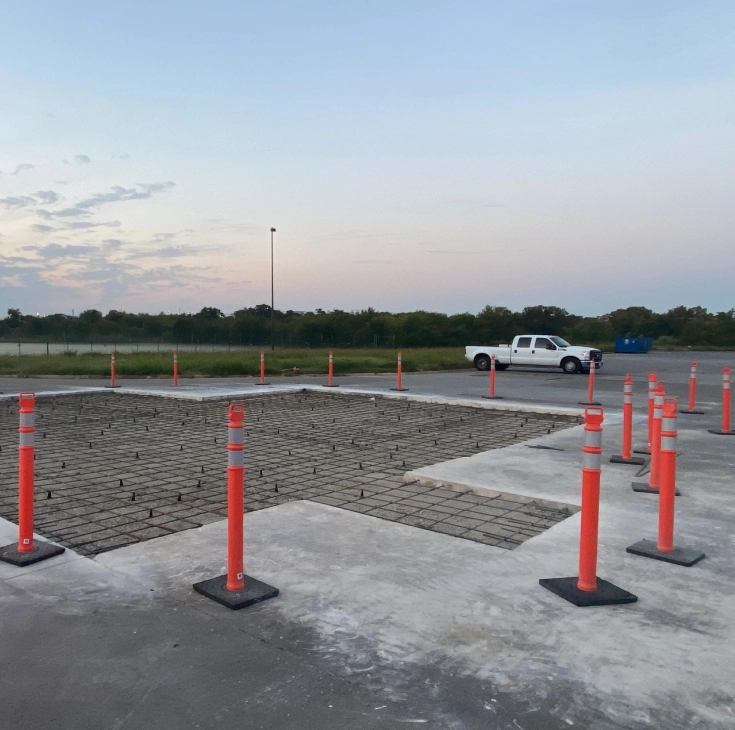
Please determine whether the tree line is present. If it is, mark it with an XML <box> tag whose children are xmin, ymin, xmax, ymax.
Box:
<box><xmin>1</xmin><ymin>304</ymin><xmax>734</xmax><ymax>349</ymax></box>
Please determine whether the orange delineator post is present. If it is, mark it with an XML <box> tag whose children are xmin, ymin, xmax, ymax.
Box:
<box><xmin>680</xmin><ymin>361</ymin><xmax>703</xmax><ymax>415</ymax></box>
<box><xmin>539</xmin><ymin>405</ymin><xmax>637</xmax><ymax>606</ymax></box>
<box><xmin>18</xmin><ymin>393</ymin><xmax>35</xmax><ymax>553</ymax></box>
<box><xmin>647</xmin><ymin>372</ymin><xmax>657</xmax><ymax>449</ymax></box>
<box><xmin>391</xmin><ymin>351</ymin><xmax>408</xmax><ymax>391</ymax></box>
<box><xmin>632</xmin><ymin>382</ymin><xmax>670</xmax><ymax>494</ymax></box>
<box><xmin>709</xmin><ymin>366</ymin><xmax>735</xmax><ymax>435</ymax></box>
<box><xmin>106</xmin><ymin>352</ymin><xmax>121</xmax><ymax>388</ymax></box>
<box><xmin>482</xmin><ymin>355</ymin><xmax>503</xmax><ymax>400</ymax></box>
<box><xmin>626</xmin><ymin>398</ymin><xmax>705</xmax><ymax>566</ymax></box>
<box><xmin>658</xmin><ymin>399</ymin><xmax>677</xmax><ymax>553</ymax></box>
<box><xmin>324</xmin><ymin>350</ymin><xmax>338</xmax><ymax>387</ymax></box>
<box><xmin>579</xmin><ymin>360</ymin><xmax>600</xmax><ymax>405</ymax></box>
<box><xmin>0</xmin><ymin>393</ymin><xmax>65</xmax><ymax>566</ymax></box>
<box><xmin>192</xmin><ymin>403</ymin><xmax>279</xmax><ymax>608</ymax></box>
<box><xmin>254</xmin><ymin>349</ymin><xmax>270</xmax><ymax>386</ymax></box>
<box><xmin>610</xmin><ymin>374</ymin><xmax>643</xmax><ymax>465</ymax></box>
<box><xmin>226</xmin><ymin>404</ymin><xmax>245</xmax><ymax>592</ymax></box>
<box><xmin>578</xmin><ymin>407</ymin><xmax>603</xmax><ymax>592</ymax></box>
<box><xmin>173</xmin><ymin>351</ymin><xmax>179</xmax><ymax>386</ymax></box>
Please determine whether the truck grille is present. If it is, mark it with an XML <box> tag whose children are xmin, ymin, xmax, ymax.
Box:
<box><xmin>590</xmin><ymin>350</ymin><xmax>602</xmax><ymax>362</ymax></box>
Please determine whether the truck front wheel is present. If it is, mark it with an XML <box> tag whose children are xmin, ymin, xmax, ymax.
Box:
<box><xmin>561</xmin><ymin>357</ymin><xmax>582</xmax><ymax>374</ymax></box>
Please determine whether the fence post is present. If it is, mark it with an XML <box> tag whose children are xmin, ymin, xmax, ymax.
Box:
<box><xmin>193</xmin><ymin>404</ymin><xmax>279</xmax><ymax>609</ymax></box>
<box><xmin>627</xmin><ymin>398</ymin><xmax>705</xmax><ymax>566</ymax></box>
<box><xmin>0</xmin><ymin>393</ymin><xmax>65</xmax><ymax>566</ymax></box>
<box><xmin>540</xmin><ymin>406</ymin><xmax>637</xmax><ymax>606</ymax></box>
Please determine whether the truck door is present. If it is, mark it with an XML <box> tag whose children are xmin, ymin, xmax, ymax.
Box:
<box><xmin>531</xmin><ymin>337</ymin><xmax>558</xmax><ymax>366</ymax></box>
<box><xmin>512</xmin><ymin>336</ymin><xmax>534</xmax><ymax>365</ymax></box>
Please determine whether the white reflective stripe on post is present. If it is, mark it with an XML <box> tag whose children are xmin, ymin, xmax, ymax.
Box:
<box><xmin>19</xmin><ymin>432</ymin><xmax>34</xmax><ymax>447</ymax></box>
<box><xmin>582</xmin><ymin>451</ymin><xmax>601</xmax><ymax>469</ymax></box>
<box><xmin>228</xmin><ymin>450</ymin><xmax>244</xmax><ymax>467</ymax></box>
<box><xmin>661</xmin><ymin>416</ymin><xmax>677</xmax><ymax>432</ymax></box>
<box><xmin>228</xmin><ymin>427</ymin><xmax>244</xmax><ymax>444</ymax></box>
<box><xmin>661</xmin><ymin>435</ymin><xmax>677</xmax><ymax>451</ymax></box>
<box><xmin>585</xmin><ymin>430</ymin><xmax>602</xmax><ymax>449</ymax></box>
<box><xmin>19</xmin><ymin>413</ymin><xmax>34</xmax><ymax>428</ymax></box>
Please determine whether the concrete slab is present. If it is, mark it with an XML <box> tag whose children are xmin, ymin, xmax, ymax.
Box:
<box><xmin>93</xmin><ymin>490</ymin><xmax>735</xmax><ymax>729</ymax></box>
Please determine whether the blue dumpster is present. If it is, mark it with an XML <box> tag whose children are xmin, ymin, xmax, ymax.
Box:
<box><xmin>615</xmin><ymin>337</ymin><xmax>653</xmax><ymax>353</ymax></box>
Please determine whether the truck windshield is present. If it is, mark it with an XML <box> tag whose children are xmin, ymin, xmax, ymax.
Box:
<box><xmin>550</xmin><ymin>336</ymin><xmax>570</xmax><ymax>348</ymax></box>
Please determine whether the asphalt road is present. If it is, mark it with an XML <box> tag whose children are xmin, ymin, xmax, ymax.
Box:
<box><xmin>1</xmin><ymin>351</ymin><xmax>732</xmax><ymax>413</ymax></box>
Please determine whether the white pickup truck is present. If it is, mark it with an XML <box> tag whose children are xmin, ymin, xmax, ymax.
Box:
<box><xmin>466</xmin><ymin>335</ymin><xmax>603</xmax><ymax>374</ymax></box>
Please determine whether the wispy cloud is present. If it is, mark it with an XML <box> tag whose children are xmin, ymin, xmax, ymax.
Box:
<box><xmin>74</xmin><ymin>154</ymin><xmax>92</xmax><ymax>164</ymax></box>
<box><xmin>0</xmin><ymin>195</ymin><xmax>37</xmax><ymax>209</ymax></box>
<box><xmin>31</xmin><ymin>224</ymin><xmax>56</xmax><ymax>233</ymax></box>
<box><xmin>23</xmin><ymin>243</ymin><xmax>98</xmax><ymax>259</ymax></box>
<box><xmin>11</xmin><ymin>163</ymin><xmax>34</xmax><ymax>175</ymax></box>
<box><xmin>34</xmin><ymin>190</ymin><xmax>59</xmax><ymax>204</ymax></box>
<box><xmin>65</xmin><ymin>220</ymin><xmax>121</xmax><ymax>230</ymax></box>
<box><xmin>36</xmin><ymin>182</ymin><xmax>175</xmax><ymax>219</ymax></box>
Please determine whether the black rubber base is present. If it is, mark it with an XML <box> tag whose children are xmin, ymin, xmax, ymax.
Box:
<box><xmin>482</xmin><ymin>395</ymin><xmax>504</xmax><ymax>400</ymax></box>
<box><xmin>708</xmin><ymin>429</ymin><xmax>735</xmax><ymax>436</ymax></box>
<box><xmin>679</xmin><ymin>409</ymin><xmax>705</xmax><ymax>415</ymax></box>
<box><xmin>539</xmin><ymin>577</ymin><xmax>638</xmax><ymax>607</ymax></box>
<box><xmin>253</xmin><ymin>382</ymin><xmax>271</xmax><ymax>386</ymax></box>
<box><xmin>323</xmin><ymin>384</ymin><xmax>339</xmax><ymax>388</ymax></box>
<box><xmin>633</xmin><ymin>447</ymin><xmax>651</xmax><ymax>455</ymax></box>
<box><xmin>610</xmin><ymin>454</ymin><xmax>645</xmax><ymax>466</ymax></box>
<box><xmin>626</xmin><ymin>539</ymin><xmax>705</xmax><ymax>567</ymax></box>
<box><xmin>390</xmin><ymin>388</ymin><xmax>409</xmax><ymax>392</ymax></box>
<box><xmin>104</xmin><ymin>385</ymin><xmax>121</xmax><ymax>389</ymax></box>
<box><xmin>0</xmin><ymin>541</ymin><xmax>66</xmax><ymax>567</ymax></box>
<box><xmin>579</xmin><ymin>401</ymin><xmax>601</xmax><ymax>406</ymax></box>
<box><xmin>193</xmin><ymin>574</ymin><xmax>279</xmax><ymax>610</ymax></box>
<box><xmin>632</xmin><ymin>482</ymin><xmax>681</xmax><ymax>496</ymax></box>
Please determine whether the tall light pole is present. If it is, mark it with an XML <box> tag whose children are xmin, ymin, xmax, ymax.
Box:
<box><xmin>270</xmin><ymin>227</ymin><xmax>276</xmax><ymax>351</ymax></box>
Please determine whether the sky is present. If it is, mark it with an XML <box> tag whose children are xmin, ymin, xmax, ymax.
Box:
<box><xmin>1</xmin><ymin>1</ymin><xmax>734</xmax><ymax>317</ymax></box>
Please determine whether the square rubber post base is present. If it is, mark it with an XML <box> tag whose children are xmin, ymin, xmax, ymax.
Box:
<box><xmin>632</xmin><ymin>482</ymin><xmax>681</xmax><ymax>496</ymax></box>
<box><xmin>579</xmin><ymin>401</ymin><xmax>601</xmax><ymax>406</ymax></box>
<box><xmin>0</xmin><ymin>541</ymin><xmax>66</xmax><ymax>567</ymax></box>
<box><xmin>323</xmin><ymin>384</ymin><xmax>339</xmax><ymax>388</ymax></box>
<box><xmin>626</xmin><ymin>539</ymin><xmax>705</xmax><ymax>567</ymax></box>
<box><xmin>708</xmin><ymin>429</ymin><xmax>735</xmax><ymax>435</ymax></box>
<box><xmin>633</xmin><ymin>448</ymin><xmax>651</xmax><ymax>455</ymax></box>
<box><xmin>193</xmin><ymin>574</ymin><xmax>279</xmax><ymax>610</ymax></box>
<box><xmin>482</xmin><ymin>395</ymin><xmax>504</xmax><ymax>400</ymax></box>
<box><xmin>539</xmin><ymin>577</ymin><xmax>637</xmax><ymax>607</ymax></box>
<box><xmin>253</xmin><ymin>382</ymin><xmax>271</xmax><ymax>386</ymax></box>
<box><xmin>390</xmin><ymin>388</ymin><xmax>409</xmax><ymax>392</ymax></box>
<box><xmin>105</xmin><ymin>385</ymin><xmax>121</xmax><ymax>389</ymax></box>
<box><xmin>610</xmin><ymin>455</ymin><xmax>645</xmax><ymax>466</ymax></box>
<box><xmin>680</xmin><ymin>409</ymin><xmax>705</xmax><ymax>415</ymax></box>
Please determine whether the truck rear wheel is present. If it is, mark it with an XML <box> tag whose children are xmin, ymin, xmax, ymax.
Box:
<box><xmin>561</xmin><ymin>357</ymin><xmax>582</xmax><ymax>374</ymax></box>
<box><xmin>474</xmin><ymin>354</ymin><xmax>491</xmax><ymax>371</ymax></box>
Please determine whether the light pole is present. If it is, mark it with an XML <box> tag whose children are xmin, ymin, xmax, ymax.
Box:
<box><xmin>270</xmin><ymin>227</ymin><xmax>276</xmax><ymax>351</ymax></box>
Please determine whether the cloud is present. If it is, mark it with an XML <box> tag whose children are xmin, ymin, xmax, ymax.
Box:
<box><xmin>34</xmin><ymin>190</ymin><xmax>59</xmax><ymax>204</ymax></box>
<box><xmin>65</xmin><ymin>220</ymin><xmax>121</xmax><ymax>230</ymax></box>
<box><xmin>35</xmin><ymin>182</ymin><xmax>176</xmax><ymax>219</ymax></box>
<box><xmin>23</xmin><ymin>243</ymin><xmax>98</xmax><ymax>259</ymax></box>
<box><xmin>31</xmin><ymin>224</ymin><xmax>56</xmax><ymax>233</ymax></box>
<box><xmin>74</xmin><ymin>154</ymin><xmax>92</xmax><ymax>164</ymax></box>
<box><xmin>11</xmin><ymin>163</ymin><xmax>34</xmax><ymax>175</ymax></box>
<box><xmin>101</xmin><ymin>239</ymin><xmax>124</xmax><ymax>250</ymax></box>
<box><xmin>0</xmin><ymin>195</ymin><xmax>37</xmax><ymax>209</ymax></box>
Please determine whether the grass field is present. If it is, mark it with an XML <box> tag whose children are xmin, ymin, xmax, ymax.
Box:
<box><xmin>0</xmin><ymin>348</ymin><xmax>470</xmax><ymax>378</ymax></box>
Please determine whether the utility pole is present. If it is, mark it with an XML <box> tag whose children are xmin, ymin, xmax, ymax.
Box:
<box><xmin>270</xmin><ymin>227</ymin><xmax>276</xmax><ymax>351</ymax></box>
